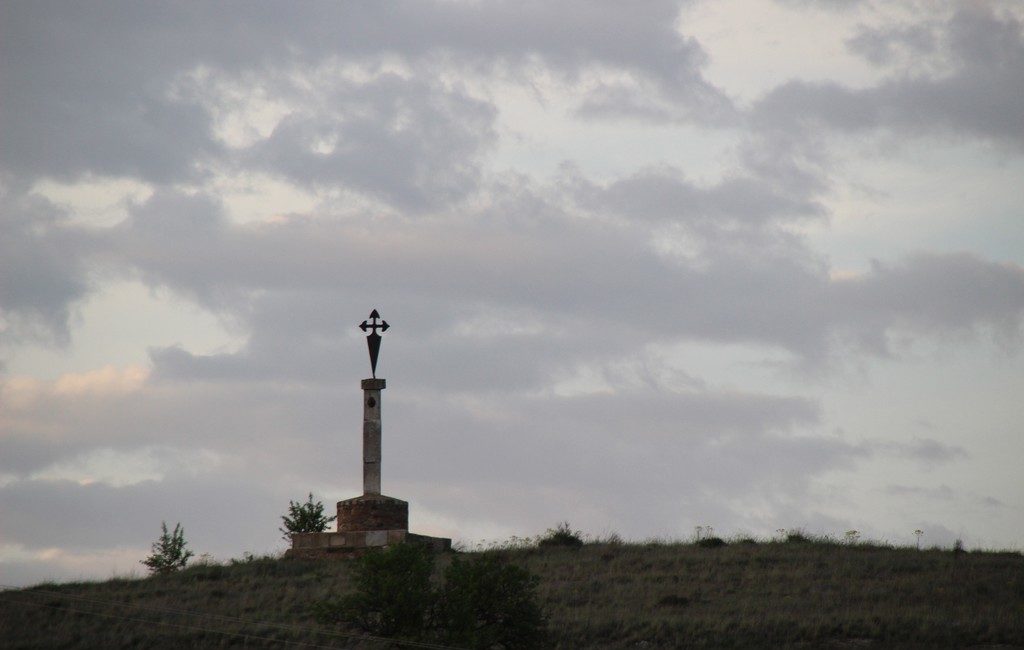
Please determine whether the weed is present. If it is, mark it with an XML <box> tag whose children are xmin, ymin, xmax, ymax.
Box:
<box><xmin>538</xmin><ymin>521</ymin><xmax>584</xmax><ymax>549</ymax></box>
<box><xmin>785</xmin><ymin>529</ymin><xmax>811</xmax><ymax>544</ymax></box>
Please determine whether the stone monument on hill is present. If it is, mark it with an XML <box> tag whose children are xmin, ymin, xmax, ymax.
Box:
<box><xmin>287</xmin><ymin>310</ymin><xmax>451</xmax><ymax>558</ymax></box>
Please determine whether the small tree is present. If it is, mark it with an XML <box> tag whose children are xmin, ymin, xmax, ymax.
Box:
<box><xmin>280</xmin><ymin>493</ymin><xmax>336</xmax><ymax>540</ymax></box>
<box><xmin>142</xmin><ymin>521</ymin><xmax>193</xmax><ymax>575</ymax></box>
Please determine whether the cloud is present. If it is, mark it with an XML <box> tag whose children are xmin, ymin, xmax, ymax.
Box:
<box><xmin>567</xmin><ymin>165</ymin><xmax>826</xmax><ymax>226</ymax></box>
<box><xmin>0</xmin><ymin>188</ymin><xmax>96</xmax><ymax>347</ymax></box>
<box><xmin>0</xmin><ymin>1</ymin><xmax>732</xmax><ymax>187</ymax></box>
<box><xmin>833</xmin><ymin>254</ymin><xmax>1024</xmax><ymax>354</ymax></box>
<box><xmin>103</xmin><ymin>181</ymin><xmax>1024</xmax><ymax>383</ymax></box>
<box><xmin>238</xmin><ymin>73</ymin><xmax>498</xmax><ymax>212</ymax></box>
<box><xmin>753</xmin><ymin>6</ymin><xmax>1024</xmax><ymax>149</ymax></box>
<box><xmin>0</xmin><ymin>370</ymin><xmax>862</xmax><ymax>563</ymax></box>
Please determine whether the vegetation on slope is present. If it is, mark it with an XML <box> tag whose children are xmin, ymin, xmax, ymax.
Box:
<box><xmin>1</xmin><ymin>536</ymin><xmax>1023</xmax><ymax>649</ymax></box>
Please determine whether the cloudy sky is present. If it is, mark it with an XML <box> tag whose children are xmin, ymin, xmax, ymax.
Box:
<box><xmin>2</xmin><ymin>0</ymin><xmax>1023</xmax><ymax>586</ymax></box>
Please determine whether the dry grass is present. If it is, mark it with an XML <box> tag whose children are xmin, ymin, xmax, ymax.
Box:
<box><xmin>1</xmin><ymin>540</ymin><xmax>1022</xmax><ymax>648</ymax></box>
<box><xmin>515</xmin><ymin>539</ymin><xmax>1024</xmax><ymax>648</ymax></box>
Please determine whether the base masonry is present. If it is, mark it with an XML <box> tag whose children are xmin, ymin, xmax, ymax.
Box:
<box><xmin>286</xmin><ymin>374</ymin><xmax>451</xmax><ymax>558</ymax></box>
<box><xmin>286</xmin><ymin>494</ymin><xmax>451</xmax><ymax>558</ymax></box>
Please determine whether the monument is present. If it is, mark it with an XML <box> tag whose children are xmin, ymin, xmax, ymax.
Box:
<box><xmin>287</xmin><ymin>309</ymin><xmax>451</xmax><ymax>558</ymax></box>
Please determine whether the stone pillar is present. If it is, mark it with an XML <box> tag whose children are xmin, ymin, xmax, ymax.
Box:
<box><xmin>361</xmin><ymin>378</ymin><xmax>385</xmax><ymax>495</ymax></box>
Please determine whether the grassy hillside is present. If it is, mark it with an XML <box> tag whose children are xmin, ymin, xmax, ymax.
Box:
<box><xmin>2</xmin><ymin>538</ymin><xmax>1023</xmax><ymax>648</ymax></box>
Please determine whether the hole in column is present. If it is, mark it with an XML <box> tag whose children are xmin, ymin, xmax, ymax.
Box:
<box><xmin>367</xmin><ymin>397</ymin><xmax>376</xmax><ymax>408</ymax></box>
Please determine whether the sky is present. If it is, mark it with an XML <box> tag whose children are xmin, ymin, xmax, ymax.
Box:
<box><xmin>1</xmin><ymin>0</ymin><xmax>1022</xmax><ymax>587</ymax></box>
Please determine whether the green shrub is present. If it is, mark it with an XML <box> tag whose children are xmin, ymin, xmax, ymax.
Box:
<box><xmin>538</xmin><ymin>521</ymin><xmax>584</xmax><ymax>548</ymax></box>
<box><xmin>437</xmin><ymin>553</ymin><xmax>546</xmax><ymax>649</ymax></box>
<box><xmin>280</xmin><ymin>493</ymin><xmax>336</xmax><ymax>540</ymax></box>
<box><xmin>697</xmin><ymin>536</ymin><xmax>727</xmax><ymax>548</ymax></box>
<box><xmin>316</xmin><ymin>543</ymin><xmax>435</xmax><ymax>638</ymax></box>
<box><xmin>317</xmin><ymin>544</ymin><xmax>545</xmax><ymax>647</ymax></box>
<box><xmin>141</xmin><ymin>521</ymin><xmax>194</xmax><ymax>575</ymax></box>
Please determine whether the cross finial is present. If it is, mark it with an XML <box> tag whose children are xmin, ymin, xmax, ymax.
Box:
<box><xmin>359</xmin><ymin>309</ymin><xmax>388</xmax><ymax>378</ymax></box>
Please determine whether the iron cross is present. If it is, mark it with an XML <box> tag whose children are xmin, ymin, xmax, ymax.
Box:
<box><xmin>359</xmin><ymin>309</ymin><xmax>389</xmax><ymax>378</ymax></box>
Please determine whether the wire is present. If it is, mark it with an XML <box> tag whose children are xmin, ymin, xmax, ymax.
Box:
<box><xmin>0</xmin><ymin>585</ymin><xmax>466</xmax><ymax>650</ymax></box>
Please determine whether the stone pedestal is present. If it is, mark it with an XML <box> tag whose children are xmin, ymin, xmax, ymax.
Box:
<box><xmin>337</xmin><ymin>494</ymin><xmax>408</xmax><ymax>532</ymax></box>
<box><xmin>286</xmin><ymin>374</ymin><xmax>451</xmax><ymax>559</ymax></box>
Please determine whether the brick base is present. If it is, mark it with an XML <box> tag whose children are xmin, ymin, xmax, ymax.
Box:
<box><xmin>285</xmin><ymin>530</ymin><xmax>451</xmax><ymax>559</ymax></box>
<box><xmin>337</xmin><ymin>494</ymin><xmax>408</xmax><ymax>532</ymax></box>
<box><xmin>287</xmin><ymin>492</ymin><xmax>450</xmax><ymax>559</ymax></box>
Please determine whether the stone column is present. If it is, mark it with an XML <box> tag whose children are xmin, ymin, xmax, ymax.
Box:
<box><xmin>361</xmin><ymin>378</ymin><xmax>385</xmax><ymax>495</ymax></box>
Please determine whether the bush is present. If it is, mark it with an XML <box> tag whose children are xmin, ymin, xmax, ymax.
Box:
<box><xmin>141</xmin><ymin>521</ymin><xmax>194</xmax><ymax>575</ymax></box>
<box><xmin>538</xmin><ymin>521</ymin><xmax>584</xmax><ymax>549</ymax></box>
<box><xmin>437</xmin><ymin>553</ymin><xmax>546</xmax><ymax>649</ymax></box>
<box><xmin>316</xmin><ymin>544</ymin><xmax>545</xmax><ymax>648</ymax></box>
<box><xmin>280</xmin><ymin>493</ymin><xmax>336</xmax><ymax>540</ymax></box>
<box><xmin>316</xmin><ymin>543</ymin><xmax>435</xmax><ymax>638</ymax></box>
<box><xmin>785</xmin><ymin>529</ymin><xmax>811</xmax><ymax>544</ymax></box>
<box><xmin>697</xmin><ymin>536</ymin><xmax>727</xmax><ymax>548</ymax></box>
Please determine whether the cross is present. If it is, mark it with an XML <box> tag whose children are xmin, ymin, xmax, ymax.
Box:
<box><xmin>359</xmin><ymin>309</ymin><xmax>389</xmax><ymax>336</ymax></box>
<box><xmin>359</xmin><ymin>309</ymin><xmax>388</xmax><ymax>378</ymax></box>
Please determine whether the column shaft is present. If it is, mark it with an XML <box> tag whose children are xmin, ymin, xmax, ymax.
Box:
<box><xmin>361</xmin><ymin>378</ymin><xmax>385</xmax><ymax>495</ymax></box>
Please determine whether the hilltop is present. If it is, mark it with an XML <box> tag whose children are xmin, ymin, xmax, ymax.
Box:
<box><xmin>2</xmin><ymin>537</ymin><xmax>1022</xmax><ymax>648</ymax></box>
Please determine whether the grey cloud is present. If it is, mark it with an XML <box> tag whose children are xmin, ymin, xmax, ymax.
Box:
<box><xmin>0</xmin><ymin>1</ymin><xmax>729</xmax><ymax>186</ymax></box>
<box><xmin>0</xmin><ymin>3</ymin><xmax>221</xmax><ymax>183</ymax></box>
<box><xmin>0</xmin><ymin>475</ymin><xmax>287</xmax><ymax>556</ymax></box>
<box><xmin>361</xmin><ymin>386</ymin><xmax>854</xmax><ymax>538</ymax></box>
<box><xmin>875</xmin><ymin>437</ymin><xmax>969</xmax><ymax>464</ymax></box>
<box><xmin>753</xmin><ymin>6</ymin><xmax>1024</xmax><ymax>148</ymax></box>
<box><xmin>884</xmin><ymin>483</ymin><xmax>957</xmax><ymax>499</ymax></box>
<box><xmin>0</xmin><ymin>379</ymin><xmax>353</xmax><ymax>478</ymax></box>
<box><xmin>883</xmin><ymin>484</ymin><xmax>1004</xmax><ymax>511</ymax></box>
<box><xmin>106</xmin><ymin>183</ymin><xmax>1024</xmax><ymax>388</ymax></box>
<box><xmin>846</xmin><ymin>22</ymin><xmax>938</xmax><ymax>67</ymax></box>
<box><xmin>0</xmin><ymin>189</ymin><xmax>95</xmax><ymax>347</ymax></box>
<box><xmin>567</xmin><ymin>165</ymin><xmax>826</xmax><ymax>226</ymax></box>
<box><xmin>773</xmin><ymin>0</ymin><xmax>865</xmax><ymax>9</ymax></box>
<box><xmin>833</xmin><ymin>253</ymin><xmax>1024</xmax><ymax>354</ymax></box>
<box><xmin>243</xmin><ymin>75</ymin><xmax>497</xmax><ymax>211</ymax></box>
<box><xmin>0</xmin><ymin>370</ymin><xmax>856</xmax><ymax>562</ymax></box>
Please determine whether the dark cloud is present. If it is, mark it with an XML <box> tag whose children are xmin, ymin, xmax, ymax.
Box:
<box><xmin>0</xmin><ymin>475</ymin><xmax>286</xmax><ymax>555</ymax></box>
<box><xmin>106</xmin><ymin>183</ymin><xmax>1024</xmax><ymax>383</ymax></box>
<box><xmin>0</xmin><ymin>375</ymin><xmax>856</xmax><ymax>562</ymax></box>
<box><xmin>0</xmin><ymin>189</ymin><xmax>96</xmax><ymax>347</ymax></box>
<box><xmin>881</xmin><ymin>437</ymin><xmax>969</xmax><ymax>464</ymax></box>
<box><xmin>567</xmin><ymin>166</ymin><xmax>826</xmax><ymax>226</ymax></box>
<box><xmin>845</xmin><ymin>22</ymin><xmax>938</xmax><ymax>67</ymax></box>
<box><xmin>241</xmin><ymin>75</ymin><xmax>497</xmax><ymax>212</ymax></box>
<box><xmin>0</xmin><ymin>0</ymin><xmax>730</xmax><ymax>188</ymax></box>
<box><xmin>833</xmin><ymin>254</ymin><xmax>1024</xmax><ymax>354</ymax></box>
<box><xmin>753</xmin><ymin>6</ymin><xmax>1024</xmax><ymax>148</ymax></box>
<box><xmin>884</xmin><ymin>483</ymin><xmax>957</xmax><ymax>499</ymax></box>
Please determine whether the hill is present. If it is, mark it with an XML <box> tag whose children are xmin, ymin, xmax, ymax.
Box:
<box><xmin>2</xmin><ymin>537</ymin><xmax>1023</xmax><ymax>648</ymax></box>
